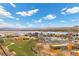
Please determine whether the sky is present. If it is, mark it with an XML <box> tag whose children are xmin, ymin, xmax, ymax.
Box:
<box><xmin>0</xmin><ymin>3</ymin><xmax>79</xmax><ymax>28</ymax></box>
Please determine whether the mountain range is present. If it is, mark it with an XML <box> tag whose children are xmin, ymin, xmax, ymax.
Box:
<box><xmin>0</xmin><ymin>26</ymin><xmax>79</xmax><ymax>32</ymax></box>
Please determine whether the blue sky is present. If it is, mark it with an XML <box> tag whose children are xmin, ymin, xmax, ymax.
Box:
<box><xmin>0</xmin><ymin>3</ymin><xmax>79</xmax><ymax>28</ymax></box>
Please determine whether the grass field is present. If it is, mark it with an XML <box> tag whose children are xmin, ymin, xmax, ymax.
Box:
<box><xmin>4</xmin><ymin>39</ymin><xmax>36</xmax><ymax>56</ymax></box>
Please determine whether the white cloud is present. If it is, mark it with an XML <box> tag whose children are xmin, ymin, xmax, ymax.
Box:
<box><xmin>72</xmin><ymin>19</ymin><xmax>76</xmax><ymax>22</ymax></box>
<box><xmin>60</xmin><ymin>20</ymin><xmax>65</xmax><ymax>23</ymax></box>
<box><xmin>0</xmin><ymin>22</ymin><xmax>26</xmax><ymax>28</ymax></box>
<box><xmin>33</xmin><ymin>19</ymin><xmax>42</xmax><ymax>23</ymax></box>
<box><xmin>15</xmin><ymin>24</ymin><xmax>26</xmax><ymax>28</ymax></box>
<box><xmin>10</xmin><ymin>3</ymin><xmax>16</xmax><ymax>7</ymax></box>
<box><xmin>26</xmin><ymin>22</ymin><xmax>30</xmax><ymax>25</ymax></box>
<box><xmin>16</xmin><ymin>9</ymin><xmax>39</xmax><ymax>16</ymax></box>
<box><xmin>66</xmin><ymin>7</ymin><xmax>79</xmax><ymax>14</ymax></box>
<box><xmin>71</xmin><ymin>19</ymin><xmax>79</xmax><ymax>22</ymax></box>
<box><xmin>61</xmin><ymin>7</ymin><xmax>79</xmax><ymax>15</ymax></box>
<box><xmin>16</xmin><ymin>18</ymin><xmax>20</xmax><ymax>20</ymax></box>
<box><xmin>0</xmin><ymin>5</ymin><xmax>14</xmax><ymax>18</ymax></box>
<box><xmin>61</xmin><ymin>12</ymin><xmax>66</xmax><ymax>15</ymax></box>
<box><xmin>61</xmin><ymin>8</ymin><xmax>67</xmax><ymax>11</ymax></box>
<box><xmin>43</xmin><ymin>14</ymin><xmax>56</xmax><ymax>20</ymax></box>
<box><xmin>28</xmin><ymin>24</ymin><xmax>33</xmax><ymax>27</ymax></box>
<box><xmin>0</xmin><ymin>22</ymin><xmax>14</xmax><ymax>28</ymax></box>
<box><xmin>0</xmin><ymin>19</ymin><xmax>4</xmax><ymax>22</ymax></box>
<box><xmin>26</xmin><ymin>23</ymin><xmax>33</xmax><ymax>28</ymax></box>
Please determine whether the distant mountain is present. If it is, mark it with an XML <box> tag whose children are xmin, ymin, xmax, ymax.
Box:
<box><xmin>0</xmin><ymin>26</ymin><xmax>79</xmax><ymax>32</ymax></box>
<box><xmin>73</xmin><ymin>26</ymin><xmax>79</xmax><ymax>28</ymax></box>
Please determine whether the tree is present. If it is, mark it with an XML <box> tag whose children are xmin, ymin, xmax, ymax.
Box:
<box><xmin>0</xmin><ymin>37</ymin><xmax>4</xmax><ymax>44</ymax></box>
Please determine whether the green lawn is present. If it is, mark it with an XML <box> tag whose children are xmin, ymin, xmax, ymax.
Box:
<box><xmin>4</xmin><ymin>39</ymin><xmax>36</xmax><ymax>56</ymax></box>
